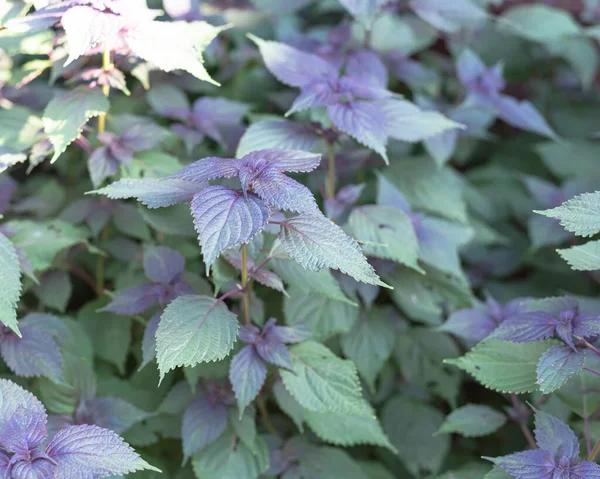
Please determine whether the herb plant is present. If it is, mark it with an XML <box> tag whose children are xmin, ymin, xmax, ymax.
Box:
<box><xmin>1</xmin><ymin>1</ymin><xmax>600</xmax><ymax>478</ymax></box>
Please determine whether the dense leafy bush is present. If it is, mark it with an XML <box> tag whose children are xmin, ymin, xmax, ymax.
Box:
<box><xmin>1</xmin><ymin>0</ymin><xmax>600</xmax><ymax>478</ymax></box>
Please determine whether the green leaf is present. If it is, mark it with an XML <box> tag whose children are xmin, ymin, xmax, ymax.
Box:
<box><xmin>0</xmin><ymin>105</ymin><xmax>43</xmax><ymax>153</ymax></box>
<box><xmin>139</xmin><ymin>204</ymin><xmax>197</xmax><ymax>238</ymax></box>
<box><xmin>382</xmin><ymin>396</ymin><xmax>449</xmax><ymax>477</ymax></box>
<box><xmin>384</xmin><ymin>157</ymin><xmax>468</xmax><ymax>224</ymax></box>
<box><xmin>113</xmin><ymin>204</ymin><xmax>151</xmax><ymax>241</ymax></box>
<box><xmin>279</xmin><ymin>214</ymin><xmax>390</xmax><ymax>288</ymax></box>
<box><xmin>191</xmin><ymin>429</ymin><xmax>269</xmax><ymax>479</ymax></box>
<box><xmin>437</xmin><ymin>404</ymin><xmax>506</xmax><ymax>437</ymax></box>
<box><xmin>536</xmin><ymin>345</ymin><xmax>585</xmax><ymax>393</ymax></box>
<box><xmin>0</xmin><ymin>232</ymin><xmax>21</xmax><ymax>336</ymax></box>
<box><xmin>280</xmin><ymin>341</ymin><xmax>369</xmax><ymax>415</ymax></box>
<box><xmin>557</xmin><ymin>240</ymin><xmax>600</xmax><ymax>271</ymax></box>
<box><xmin>33</xmin><ymin>270</ymin><xmax>72</xmax><ymax>313</ymax></box>
<box><xmin>438</xmin><ymin>463</ymin><xmax>495</xmax><ymax>479</ymax></box>
<box><xmin>348</xmin><ymin>205</ymin><xmax>422</xmax><ymax>272</ymax></box>
<box><xmin>7</xmin><ymin>219</ymin><xmax>90</xmax><ymax>271</ymax></box>
<box><xmin>299</xmin><ymin>446</ymin><xmax>370</xmax><ymax>479</ymax></box>
<box><xmin>499</xmin><ymin>4</ymin><xmax>581</xmax><ymax>43</ymax></box>
<box><xmin>284</xmin><ymin>289</ymin><xmax>359</xmax><ymax>341</ymax></box>
<box><xmin>272</xmin><ymin>258</ymin><xmax>356</xmax><ymax>305</ymax></box>
<box><xmin>484</xmin><ymin>466</ymin><xmax>513</xmax><ymax>479</ymax></box>
<box><xmin>341</xmin><ymin>308</ymin><xmax>395</xmax><ymax>392</ymax></box>
<box><xmin>228</xmin><ymin>406</ymin><xmax>257</xmax><ymax>451</ymax></box>
<box><xmin>156</xmin><ymin>295</ymin><xmax>239</xmax><ymax>382</ymax></box>
<box><xmin>547</xmin><ymin>37</ymin><xmax>599</xmax><ymax>90</ymax></box>
<box><xmin>273</xmin><ymin>379</ymin><xmax>305</xmax><ymax>431</ymax></box>
<box><xmin>535</xmin><ymin>191</ymin><xmax>600</xmax><ymax>237</ymax></box>
<box><xmin>305</xmin><ymin>408</ymin><xmax>396</xmax><ymax>452</ymax></box>
<box><xmin>43</xmin><ymin>86</ymin><xmax>109</xmax><ymax>163</ymax></box>
<box><xmin>445</xmin><ymin>339</ymin><xmax>556</xmax><ymax>394</ymax></box>
<box><xmin>535</xmin><ymin>141</ymin><xmax>600</xmax><ymax>179</ymax></box>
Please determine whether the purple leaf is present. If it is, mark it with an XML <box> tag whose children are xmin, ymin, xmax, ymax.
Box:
<box><xmin>0</xmin><ymin>321</ymin><xmax>64</xmax><ymax>382</ymax></box>
<box><xmin>0</xmin><ymin>379</ymin><xmax>46</xmax><ymax>426</ymax></box>
<box><xmin>141</xmin><ymin>311</ymin><xmax>161</xmax><ymax>369</ymax></box>
<box><xmin>0</xmin><ymin>450</ymin><xmax>9</xmax><ymax>475</ymax></box>
<box><xmin>182</xmin><ymin>394</ymin><xmax>228</xmax><ymax>459</ymax></box>
<box><xmin>489</xmin><ymin>312</ymin><xmax>558</xmax><ymax>343</ymax></box>
<box><xmin>255</xmin><ymin>329</ymin><xmax>293</xmax><ymax>370</ymax></box>
<box><xmin>225</xmin><ymin>253</ymin><xmax>287</xmax><ymax>295</ymax></box>
<box><xmin>230</xmin><ymin>345</ymin><xmax>268</xmax><ymax>418</ymax></box>
<box><xmin>346</xmin><ymin>50</ymin><xmax>388</xmax><ymax>87</ymax></box>
<box><xmin>486</xmin><ymin>449</ymin><xmax>556</xmax><ymax>479</ymax></box>
<box><xmin>46</xmin><ymin>424</ymin><xmax>159</xmax><ymax>478</ymax></box>
<box><xmin>493</xmin><ymin>95</ymin><xmax>557</xmax><ymax>140</ymax></box>
<box><xmin>88</xmin><ymin>145</ymin><xmax>123</xmax><ymax>187</ymax></box>
<box><xmin>456</xmin><ymin>49</ymin><xmax>488</xmax><ymax>87</ymax></box>
<box><xmin>119</xmin><ymin>123</ymin><xmax>170</xmax><ymax>152</ymax></box>
<box><xmin>410</xmin><ymin>0</ymin><xmax>487</xmax><ymax>33</ymax></box>
<box><xmin>192</xmin><ymin>97</ymin><xmax>250</xmax><ymax>129</ymax></box>
<box><xmin>574</xmin><ymin>312</ymin><xmax>600</xmax><ymax>338</ymax></box>
<box><xmin>250</xmin><ymin>35</ymin><xmax>337</xmax><ymax>88</ymax></box>
<box><xmin>272</xmin><ymin>322</ymin><xmax>312</xmax><ymax>344</ymax></box>
<box><xmin>534</xmin><ymin>410</ymin><xmax>579</xmax><ymax>462</ymax></box>
<box><xmin>536</xmin><ymin>344</ymin><xmax>585</xmax><ymax>393</ymax></box>
<box><xmin>163</xmin><ymin>0</ymin><xmax>202</xmax><ymax>21</ymax></box>
<box><xmin>102</xmin><ymin>283</ymin><xmax>164</xmax><ymax>315</ymax></box>
<box><xmin>0</xmin><ymin>406</ymin><xmax>47</xmax><ymax>454</ymax></box>
<box><xmin>93</xmin><ymin>178</ymin><xmax>205</xmax><ymax>209</ymax></box>
<box><xmin>325</xmin><ymin>183</ymin><xmax>365</xmax><ymax>221</ymax></box>
<box><xmin>143</xmin><ymin>245</ymin><xmax>185</xmax><ymax>285</ymax></box>
<box><xmin>439</xmin><ymin>308</ymin><xmax>498</xmax><ymax>342</ymax></box>
<box><xmin>240</xmin><ymin>165</ymin><xmax>318</xmax><ymax>214</ymax></box>
<box><xmin>376</xmin><ymin>174</ymin><xmax>412</xmax><ymax>214</ymax></box>
<box><xmin>570</xmin><ymin>461</ymin><xmax>600</xmax><ymax>478</ymax></box>
<box><xmin>242</xmin><ymin>149</ymin><xmax>321</xmax><ymax>173</ymax></box>
<box><xmin>5</xmin><ymin>448</ymin><xmax>58</xmax><ymax>478</ymax></box>
<box><xmin>190</xmin><ymin>186</ymin><xmax>270</xmax><ymax>269</ymax></box>
<box><xmin>170</xmin><ymin>157</ymin><xmax>242</xmax><ymax>183</ymax></box>
<box><xmin>328</xmin><ymin>101</ymin><xmax>388</xmax><ymax>162</ymax></box>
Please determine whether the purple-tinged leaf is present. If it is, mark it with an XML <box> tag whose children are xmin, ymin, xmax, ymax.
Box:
<box><xmin>88</xmin><ymin>145</ymin><xmax>125</xmax><ymax>187</ymax></box>
<box><xmin>225</xmin><ymin>253</ymin><xmax>287</xmax><ymax>295</ymax></box>
<box><xmin>46</xmin><ymin>424</ymin><xmax>160</xmax><ymax>478</ymax></box>
<box><xmin>230</xmin><ymin>345</ymin><xmax>268</xmax><ymax>418</ymax></box>
<box><xmin>0</xmin><ymin>450</ymin><xmax>9</xmax><ymax>474</ymax></box>
<box><xmin>328</xmin><ymin>101</ymin><xmax>388</xmax><ymax>163</ymax></box>
<box><xmin>191</xmin><ymin>186</ymin><xmax>270</xmax><ymax>269</ymax></box>
<box><xmin>486</xmin><ymin>449</ymin><xmax>556</xmax><ymax>479</ymax></box>
<box><xmin>170</xmin><ymin>157</ymin><xmax>241</xmax><ymax>183</ymax></box>
<box><xmin>523</xmin><ymin>176</ymin><xmax>564</xmax><ymax>208</ymax></box>
<box><xmin>439</xmin><ymin>308</ymin><xmax>498</xmax><ymax>342</ymax></box>
<box><xmin>381</xmin><ymin>99</ymin><xmax>464</xmax><ymax>145</ymax></box>
<box><xmin>376</xmin><ymin>173</ymin><xmax>412</xmax><ymax>215</ymax></box>
<box><xmin>574</xmin><ymin>312</ymin><xmax>600</xmax><ymax>338</ymax></box>
<box><xmin>147</xmin><ymin>84</ymin><xmax>190</xmax><ymax>119</ymax></box>
<box><xmin>278</xmin><ymin>214</ymin><xmax>390</xmax><ymax>288</ymax></box>
<box><xmin>5</xmin><ymin>448</ymin><xmax>58</xmax><ymax>478</ymax></box>
<box><xmin>192</xmin><ymin>97</ymin><xmax>250</xmax><ymax>129</ymax></box>
<box><xmin>493</xmin><ymin>95</ymin><xmax>558</xmax><ymax>140</ymax></box>
<box><xmin>239</xmin><ymin>323</ymin><xmax>262</xmax><ymax>344</ymax></box>
<box><xmin>346</xmin><ymin>50</ymin><xmax>388</xmax><ymax>87</ymax></box>
<box><xmin>143</xmin><ymin>245</ymin><xmax>185</xmax><ymax>285</ymax></box>
<box><xmin>272</xmin><ymin>322</ymin><xmax>311</xmax><ymax>344</ymax></box>
<box><xmin>91</xmin><ymin>178</ymin><xmax>205</xmax><ymax>208</ymax></box>
<box><xmin>242</xmin><ymin>149</ymin><xmax>321</xmax><ymax>173</ymax></box>
<box><xmin>33</xmin><ymin>269</ymin><xmax>72</xmax><ymax>313</ymax></box>
<box><xmin>0</xmin><ymin>318</ymin><xmax>64</xmax><ymax>382</ymax></box>
<box><xmin>101</xmin><ymin>283</ymin><xmax>164</xmax><ymax>315</ymax></box>
<box><xmin>255</xmin><ymin>331</ymin><xmax>293</xmax><ymax>370</ymax></box>
<box><xmin>325</xmin><ymin>184</ymin><xmax>365</xmax><ymax>221</ymax></box>
<box><xmin>0</xmin><ymin>174</ymin><xmax>16</xmax><ymax>214</ymax></box>
<box><xmin>536</xmin><ymin>344</ymin><xmax>585</xmax><ymax>393</ymax></box>
<box><xmin>249</xmin><ymin>35</ymin><xmax>337</xmax><ymax>88</ymax></box>
<box><xmin>410</xmin><ymin>0</ymin><xmax>487</xmax><ymax>33</ymax></box>
<box><xmin>241</xmin><ymin>166</ymin><xmax>318</xmax><ymax>214</ymax></box>
<box><xmin>61</xmin><ymin>7</ymin><xmax>124</xmax><ymax>65</ymax></box>
<box><xmin>0</xmin><ymin>406</ymin><xmax>47</xmax><ymax>454</ymax></box>
<box><xmin>141</xmin><ymin>311</ymin><xmax>161</xmax><ymax>369</ymax></box>
<box><xmin>570</xmin><ymin>461</ymin><xmax>600</xmax><ymax>478</ymax></box>
<box><xmin>182</xmin><ymin>394</ymin><xmax>228</xmax><ymax>458</ymax></box>
<box><xmin>4</xmin><ymin>2</ymin><xmax>74</xmax><ymax>33</ymax></box>
<box><xmin>534</xmin><ymin>409</ymin><xmax>579</xmax><ymax>461</ymax></box>
<box><xmin>489</xmin><ymin>312</ymin><xmax>558</xmax><ymax>343</ymax></box>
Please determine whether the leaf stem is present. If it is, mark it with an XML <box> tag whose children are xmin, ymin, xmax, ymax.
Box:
<box><xmin>511</xmin><ymin>394</ymin><xmax>536</xmax><ymax>450</ymax></box>
<box><xmin>584</xmin><ymin>366</ymin><xmax>600</xmax><ymax>378</ymax></box>
<box><xmin>241</xmin><ymin>243</ymin><xmax>251</xmax><ymax>325</ymax></box>
<box><xmin>256</xmin><ymin>395</ymin><xmax>279</xmax><ymax>437</ymax></box>
<box><xmin>581</xmin><ymin>337</ymin><xmax>600</xmax><ymax>356</ymax></box>
<box><xmin>95</xmin><ymin>227</ymin><xmax>109</xmax><ymax>296</ymax></box>
<box><xmin>590</xmin><ymin>437</ymin><xmax>600</xmax><ymax>461</ymax></box>
<box><xmin>326</xmin><ymin>142</ymin><xmax>336</xmax><ymax>200</ymax></box>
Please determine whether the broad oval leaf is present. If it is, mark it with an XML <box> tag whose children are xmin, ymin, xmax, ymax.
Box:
<box><xmin>191</xmin><ymin>186</ymin><xmax>270</xmax><ymax>269</ymax></box>
<box><xmin>278</xmin><ymin>214</ymin><xmax>389</xmax><ymax>288</ymax></box>
<box><xmin>438</xmin><ymin>404</ymin><xmax>506</xmax><ymax>438</ymax></box>
<box><xmin>182</xmin><ymin>394</ymin><xmax>228</xmax><ymax>459</ymax></box>
<box><xmin>155</xmin><ymin>295</ymin><xmax>239</xmax><ymax>382</ymax></box>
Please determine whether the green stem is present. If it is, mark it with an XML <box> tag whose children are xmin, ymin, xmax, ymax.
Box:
<box><xmin>241</xmin><ymin>244</ymin><xmax>251</xmax><ymax>324</ymax></box>
<box><xmin>326</xmin><ymin>142</ymin><xmax>336</xmax><ymax>200</ymax></box>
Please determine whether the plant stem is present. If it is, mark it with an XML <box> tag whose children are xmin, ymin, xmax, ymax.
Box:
<box><xmin>590</xmin><ymin>437</ymin><xmax>600</xmax><ymax>461</ymax></box>
<box><xmin>584</xmin><ymin>366</ymin><xmax>600</xmax><ymax>378</ymax></box>
<box><xmin>582</xmin><ymin>338</ymin><xmax>600</xmax><ymax>356</ymax></box>
<box><xmin>256</xmin><ymin>395</ymin><xmax>279</xmax><ymax>437</ymax></box>
<box><xmin>326</xmin><ymin>142</ymin><xmax>336</xmax><ymax>200</ymax></box>
<box><xmin>584</xmin><ymin>392</ymin><xmax>592</xmax><ymax>457</ymax></box>
<box><xmin>241</xmin><ymin>243</ymin><xmax>251</xmax><ymax>324</ymax></box>
<box><xmin>95</xmin><ymin>43</ymin><xmax>112</xmax><ymax>295</ymax></box>
<box><xmin>97</xmin><ymin>42</ymin><xmax>112</xmax><ymax>134</ymax></box>
<box><xmin>511</xmin><ymin>394</ymin><xmax>536</xmax><ymax>450</ymax></box>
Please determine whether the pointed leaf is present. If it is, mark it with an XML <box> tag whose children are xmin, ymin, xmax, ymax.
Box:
<box><xmin>170</xmin><ymin>157</ymin><xmax>241</xmax><ymax>183</ymax></box>
<box><xmin>438</xmin><ymin>404</ymin><xmax>506</xmax><ymax>437</ymax></box>
<box><xmin>557</xmin><ymin>241</ymin><xmax>600</xmax><ymax>271</ymax></box>
<box><xmin>230</xmin><ymin>345</ymin><xmax>267</xmax><ymax>418</ymax></box>
<box><xmin>536</xmin><ymin>344</ymin><xmax>585</xmax><ymax>393</ymax></box>
<box><xmin>486</xmin><ymin>450</ymin><xmax>555</xmax><ymax>479</ymax></box>
<box><xmin>182</xmin><ymin>394</ymin><xmax>228</xmax><ymax>458</ymax></box>
<box><xmin>534</xmin><ymin>409</ymin><xmax>579</xmax><ymax>460</ymax></box>
<box><xmin>143</xmin><ymin>245</ymin><xmax>185</xmax><ymax>285</ymax></box>
<box><xmin>85</xmin><ymin>397</ymin><xmax>149</xmax><ymax>434</ymax></box>
<box><xmin>43</xmin><ymin>87</ymin><xmax>109</xmax><ymax>163</ymax></box>
<box><xmin>280</xmin><ymin>341</ymin><xmax>369</xmax><ymax>415</ymax></box>
<box><xmin>46</xmin><ymin>424</ymin><xmax>160</xmax><ymax>478</ymax></box>
<box><xmin>0</xmin><ymin>232</ymin><xmax>21</xmax><ymax>336</ymax></box>
<box><xmin>535</xmin><ymin>191</ymin><xmax>600</xmax><ymax>237</ymax></box>
<box><xmin>191</xmin><ymin>186</ymin><xmax>270</xmax><ymax>269</ymax></box>
<box><xmin>278</xmin><ymin>214</ymin><xmax>389</xmax><ymax>288</ymax></box>
<box><xmin>236</xmin><ymin>120</ymin><xmax>322</xmax><ymax>158</ymax></box>
<box><xmin>155</xmin><ymin>295</ymin><xmax>239</xmax><ymax>381</ymax></box>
